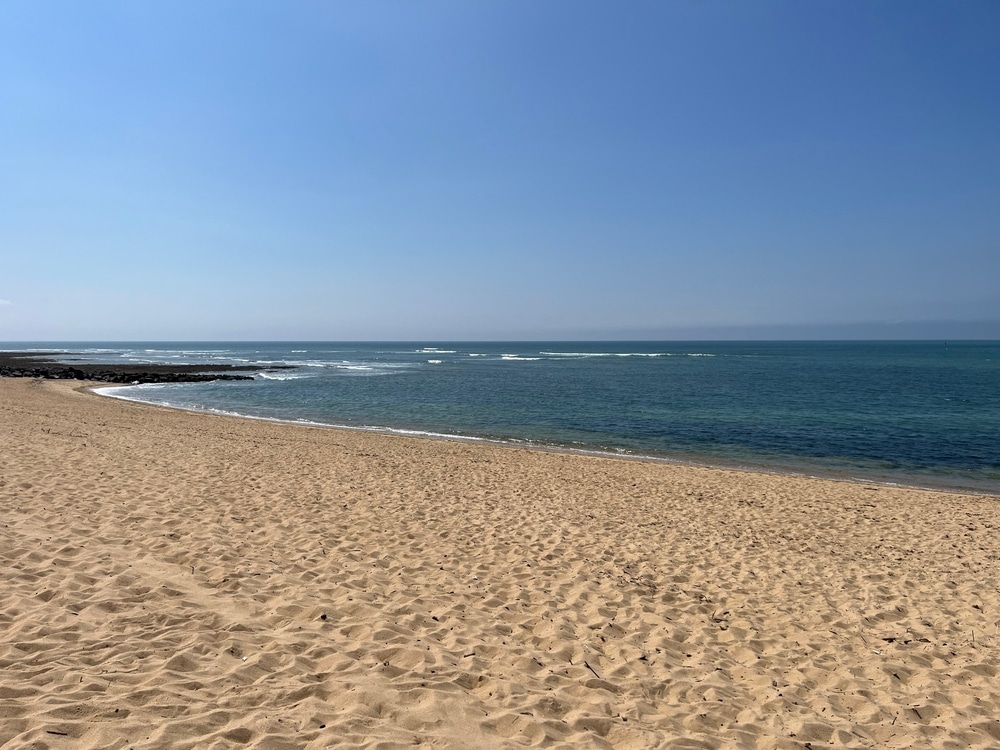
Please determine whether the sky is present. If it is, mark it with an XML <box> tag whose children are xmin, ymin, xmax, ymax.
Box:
<box><xmin>1</xmin><ymin>1</ymin><xmax>998</xmax><ymax>341</ymax></box>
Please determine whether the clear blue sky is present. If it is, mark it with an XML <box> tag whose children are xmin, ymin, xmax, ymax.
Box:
<box><xmin>2</xmin><ymin>1</ymin><xmax>998</xmax><ymax>340</ymax></box>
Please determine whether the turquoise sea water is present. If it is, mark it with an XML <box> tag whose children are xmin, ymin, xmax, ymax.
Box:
<box><xmin>9</xmin><ymin>341</ymin><xmax>1000</xmax><ymax>494</ymax></box>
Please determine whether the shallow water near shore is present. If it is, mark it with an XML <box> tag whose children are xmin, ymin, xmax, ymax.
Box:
<box><xmin>8</xmin><ymin>340</ymin><xmax>1000</xmax><ymax>494</ymax></box>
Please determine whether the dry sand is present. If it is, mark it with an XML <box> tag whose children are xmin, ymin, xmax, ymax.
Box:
<box><xmin>1</xmin><ymin>378</ymin><xmax>999</xmax><ymax>749</ymax></box>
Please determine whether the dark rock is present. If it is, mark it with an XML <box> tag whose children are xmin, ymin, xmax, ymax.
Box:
<box><xmin>0</xmin><ymin>352</ymin><xmax>288</xmax><ymax>384</ymax></box>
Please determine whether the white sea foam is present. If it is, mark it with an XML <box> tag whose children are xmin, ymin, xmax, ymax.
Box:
<box><xmin>501</xmin><ymin>355</ymin><xmax>542</xmax><ymax>361</ymax></box>
<box><xmin>256</xmin><ymin>371</ymin><xmax>312</xmax><ymax>381</ymax></box>
<box><xmin>100</xmin><ymin>384</ymin><xmax>169</xmax><ymax>395</ymax></box>
<box><xmin>427</xmin><ymin>359</ymin><xmax>443</xmax><ymax>364</ymax></box>
<box><xmin>364</xmin><ymin>426</ymin><xmax>486</xmax><ymax>442</ymax></box>
<box><xmin>327</xmin><ymin>362</ymin><xmax>415</xmax><ymax>376</ymax></box>
<box><xmin>540</xmin><ymin>352</ymin><xmax>655</xmax><ymax>358</ymax></box>
<box><xmin>96</xmin><ymin>387</ymin><xmax>492</xmax><ymax>444</ymax></box>
<box><xmin>540</xmin><ymin>351</ymin><xmax>715</xmax><ymax>358</ymax></box>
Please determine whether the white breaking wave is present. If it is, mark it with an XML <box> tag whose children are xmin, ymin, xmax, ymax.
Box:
<box><xmin>540</xmin><ymin>351</ymin><xmax>715</xmax><ymax>358</ymax></box>
<box><xmin>256</xmin><ymin>372</ymin><xmax>313</xmax><ymax>381</ymax></box>
<box><xmin>327</xmin><ymin>362</ymin><xmax>416</xmax><ymax>376</ymax></box>
<box><xmin>540</xmin><ymin>352</ymin><xmax>658</xmax><ymax>358</ymax></box>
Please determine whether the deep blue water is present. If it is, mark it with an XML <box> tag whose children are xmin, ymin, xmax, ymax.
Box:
<box><xmin>8</xmin><ymin>341</ymin><xmax>1000</xmax><ymax>494</ymax></box>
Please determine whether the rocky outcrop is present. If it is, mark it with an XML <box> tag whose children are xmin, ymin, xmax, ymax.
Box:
<box><xmin>0</xmin><ymin>352</ymin><xmax>281</xmax><ymax>384</ymax></box>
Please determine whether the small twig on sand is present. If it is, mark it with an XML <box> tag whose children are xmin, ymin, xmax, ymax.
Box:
<box><xmin>584</xmin><ymin>661</ymin><xmax>602</xmax><ymax>680</ymax></box>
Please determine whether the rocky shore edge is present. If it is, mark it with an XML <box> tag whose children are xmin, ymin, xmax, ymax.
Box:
<box><xmin>0</xmin><ymin>352</ymin><xmax>283</xmax><ymax>384</ymax></box>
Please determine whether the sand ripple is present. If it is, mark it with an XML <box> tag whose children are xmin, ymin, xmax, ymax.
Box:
<box><xmin>1</xmin><ymin>379</ymin><xmax>999</xmax><ymax>748</ymax></box>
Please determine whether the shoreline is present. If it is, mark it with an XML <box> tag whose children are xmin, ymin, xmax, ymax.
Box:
<box><xmin>93</xmin><ymin>382</ymin><xmax>1000</xmax><ymax>499</ymax></box>
<box><xmin>3</xmin><ymin>378</ymin><xmax>1000</xmax><ymax>748</ymax></box>
<box><xmin>0</xmin><ymin>342</ymin><xmax>1000</xmax><ymax>496</ymax></box>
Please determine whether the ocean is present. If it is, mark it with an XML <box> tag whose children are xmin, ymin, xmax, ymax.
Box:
<box><xmin>9</xmin><ymin>341</ymin><xmax>1000</xmax><ymax>494</ymax></box>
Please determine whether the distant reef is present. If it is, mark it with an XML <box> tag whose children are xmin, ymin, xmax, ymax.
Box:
<box><xmin>0</xmin><ymin>352</ymin><xmax>283</xmax><ymax>384</ymax></box>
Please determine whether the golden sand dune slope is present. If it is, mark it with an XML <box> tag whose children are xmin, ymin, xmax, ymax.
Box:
<box><xmin>1</xmin><ymin>379</ymin><xmax>999</xmax><ymax>749</ymax></box>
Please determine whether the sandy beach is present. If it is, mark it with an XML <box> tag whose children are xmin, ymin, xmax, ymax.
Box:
<box><xmin>1</xmin><ymin>378</ymin><xmax>999</xmax><ymax>749</ymax></box>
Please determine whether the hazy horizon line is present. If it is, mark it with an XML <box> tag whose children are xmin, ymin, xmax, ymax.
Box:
<box><xmin>3</xmin><ymin>320</ymin><xmax>999</xmax><ymax>344</ymax></box>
